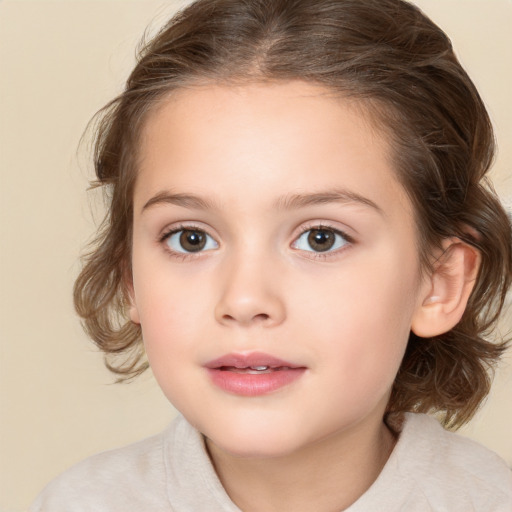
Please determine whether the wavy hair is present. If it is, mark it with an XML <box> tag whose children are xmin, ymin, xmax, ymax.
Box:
<box><xmin>74</xmin><ymin>0</ymin><xmax>512</xmax><ymax>428</ymax></box>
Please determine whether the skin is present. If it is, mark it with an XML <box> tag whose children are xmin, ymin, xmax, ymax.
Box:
<box><xmin>128</xmin><ymin>81</ymin><xmax>442</xmax><ymax>511</ymax></box>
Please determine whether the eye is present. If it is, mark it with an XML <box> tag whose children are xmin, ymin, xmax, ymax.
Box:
<box><xmin>164</xmin><ymin>228</ymin><xmax>219</xmax><ymax>253</ymax></box>
<box><xmin>293</xmin><ymin>227</ymin><xmax>349</xmax><ymax>253</ymax></box>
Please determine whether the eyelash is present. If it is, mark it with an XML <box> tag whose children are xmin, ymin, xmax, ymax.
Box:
<box><xmin>158</xmin><ymin>223</ymin><xmax>354</xmax><ymax>260</ymax></box>
<box><xmin>293</xmin><ymin>224</ymin><xmax>354</xmax><ymax>260</ymax></box>
<box><xmin>159</xmin><ymin>223</ymin><xmax>214</xmax><ymax>261</ymax></box>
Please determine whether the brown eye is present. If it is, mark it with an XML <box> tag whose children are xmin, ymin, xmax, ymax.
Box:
<box><xmin>165</xmin><ymin>228</ymin><xmax>218</xmax><ymax>254</ymax></box>
<box><xmin>307</xmin><ymin>229</ymin><xmax>336</xmax><ymax>252</ymax></box>
<box><xmin>293</xmin><ymin>227</ymin><xmax>349</xmax><ymax>254</ymax></box>
<box><xmin>179</xmin><ymin>230</ymin><xmax>206</xmax><ymax>252</ymax></box>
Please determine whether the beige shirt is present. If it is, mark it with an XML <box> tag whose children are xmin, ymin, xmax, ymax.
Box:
<box><xmin>31</xmin><ymin>413</ymin><xmax>512</xmax><ymax>511</ymax></box>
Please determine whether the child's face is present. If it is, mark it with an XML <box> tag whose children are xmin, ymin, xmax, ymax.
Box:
<box><xmin>130</xmin><ymin>81</ymin><xmax>428</xmax><ymax>457</ymax></box>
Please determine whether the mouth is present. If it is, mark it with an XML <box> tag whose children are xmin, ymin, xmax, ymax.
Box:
<box><xmin>217</xmin><ymin>365</ymin><xmax>295</xmax><ymax>374</ymax></box>
<box><xmin>205</xmin><ymin>352</ymin><xmax>306</xmax><ymax>396</ymax></box>
<box><xmin>205</xmin><ymin>352</ymin><xmax>301</xmax><ymax>370</ymax></box>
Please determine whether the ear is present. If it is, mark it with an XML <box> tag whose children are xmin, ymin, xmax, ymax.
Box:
<box><xmin>411</xmin><ymin>239</ymin><xmax>480</xmax><ymax>338</ymax></box>
<box><xmin>123</xmin><ymin>267</ymin><xmax>141</xmax><ymax>325</ymax></box>
<box><xmin>128</xmin><ymin>290</ymin><xmax>141</xmax><ymax>325</ymax></box>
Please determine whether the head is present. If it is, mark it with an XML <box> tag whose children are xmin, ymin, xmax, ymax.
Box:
<box><xmin>75</xmin><ymin>0</ymin><xmax>512</xmax><ymax>429</ymax></box>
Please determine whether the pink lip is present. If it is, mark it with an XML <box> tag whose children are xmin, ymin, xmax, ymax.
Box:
<box><xmin>205</xmin><ymin>352</ymin><xmax>299</xmax><ymax>370</ymax></box>
<box><xmin>205</xmin><ymin>352</ymin><xmax>306</xmax><ymax>396</ymax></box>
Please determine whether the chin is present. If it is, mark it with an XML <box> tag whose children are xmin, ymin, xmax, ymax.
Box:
<box><xmin>209</xmin><ymin>432</ymin><xmax>303</xmax><ymax>460</ymax></box>
<box><xmin>200</xmin><ymin>414</ymin><xmax>316</xmax><ymax>460</ymax></box>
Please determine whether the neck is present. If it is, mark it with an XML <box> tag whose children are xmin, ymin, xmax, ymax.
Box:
<box><xmin>206</xmin><ymin>414</ymin><xmax>397</xmax><ymax>512</ymax></box>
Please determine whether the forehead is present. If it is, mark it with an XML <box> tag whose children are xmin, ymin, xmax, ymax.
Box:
<box><xmin>135</xmin><ymin>81</ymin><xmax>412</xmax><ymax>220</ymax></box>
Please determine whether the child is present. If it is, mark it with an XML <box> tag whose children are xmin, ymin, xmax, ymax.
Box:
<box><xmin>31</xmin><ymin>0</ymin><xmax>512</xmax><ymax>510</ymax></box>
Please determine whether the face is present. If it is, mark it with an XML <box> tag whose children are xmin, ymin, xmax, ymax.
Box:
<box><xmin>130</xmin><ymin>81</ymin><xmax>427</xmax><ymax>458</ymax></box>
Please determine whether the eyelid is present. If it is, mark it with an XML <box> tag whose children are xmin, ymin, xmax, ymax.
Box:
<box><xmin>159</xmin><ymin>223</ymin><xmax>220</xmax><ymax>257</ymax></box>
<box><xmin>158</xmin><ymin>219</ymin><xmax>219</xmax><ymax>241</ymax></box>
<box><xmin>291</xmin><ymin>222</ymin><xmax>355</xmax><ymax>257</ymax></box>
<box><xmin>156</xmin><ymin>220</ymin><xmax>354</xmax><ymax>260</ymax></box>
<box><xmin>291</xmin><ymin>221</ymin><xmax>355</xmax><ymax>242</ymax></box>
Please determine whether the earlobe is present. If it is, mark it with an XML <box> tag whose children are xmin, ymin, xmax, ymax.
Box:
<box><xmin>124</xmin><ymin>275</ymin><xmax>141</xmax><ymax>325</ymax></box>
<box><xmin>411</xmin><ymin>239</ymin><xmax>480</xmax><ymax>338</ymax></box>
<box><xmin>129</xmin><ymin>300</ymin><xmax>141</xmax><ymax>325</ymax></box>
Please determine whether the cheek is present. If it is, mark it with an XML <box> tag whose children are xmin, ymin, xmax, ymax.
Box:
<box><xmin>308</xmin><ymin>247</ymin><xmax>419</xmax><ymax>330</ymax></box>
<box><xmin>131</xmin><ymin>241</ymin><xmax>208</xmax><ymax>324</ymax></box>
<box><xmin>306</xmin><ymin>247</ymin><xmax>421</xmax><ymax>386</ymax></box>
<box><xmin>136</xmin><ymin>283</ymin><xmax>204</xmax><ymax>351</ymax></box>
<box><xmin>130</xmin><ymin>255</ymin><xmax>205</xmax><ymax>368</ymax></box>
<box><xmin>135</xmin><ymin>284</ymin><xmax>206</xmax><ymax>405</ymax></box>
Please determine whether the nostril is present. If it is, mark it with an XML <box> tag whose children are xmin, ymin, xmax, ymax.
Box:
<box><xmin>253</xmin><ymin>313</ymin><xmax>270</xmax><ymax>322</ymax></box>
<box><xmin>221</xmin><ymin>313</ymin><xmax>270</xmax><ymax>323</ymax></box>
<box><xmin>215</xmin><ymin>290</ymin><xmax>286</xmax><ymax>327</ymax></box>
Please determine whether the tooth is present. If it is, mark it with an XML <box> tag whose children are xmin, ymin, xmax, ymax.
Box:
<box><xmin>250</xmin><ymin>365</ymin><xmax>269</xmax><ymax>371</ymax></box>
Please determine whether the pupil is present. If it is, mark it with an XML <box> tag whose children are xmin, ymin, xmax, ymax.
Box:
<box><xmin>308</xmin><ymin>229</ymin><xmax>335</xmax><ymax>252</ymax></box>
<box><xmin>180</xmin><ymin>230</ymin><xmax>206</xmax><ymax>252</ymax></box>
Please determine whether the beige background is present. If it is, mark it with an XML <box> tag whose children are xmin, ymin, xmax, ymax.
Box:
<box><xmin>0</xmin><ymin>1</ymin><xmax>511</xmax><ymax>510</ymax></box>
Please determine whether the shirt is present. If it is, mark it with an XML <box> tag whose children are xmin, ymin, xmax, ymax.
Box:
<box><xmin>30</xmin><ymin>413</ymin><xmax>512</xmax><ymax>511</ymax></box>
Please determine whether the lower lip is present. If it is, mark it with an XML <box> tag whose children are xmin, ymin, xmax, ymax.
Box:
<box><xmin>206</xmin><ymin>368</ymin><xmax>306</xmax><ymax>396</ymax></box>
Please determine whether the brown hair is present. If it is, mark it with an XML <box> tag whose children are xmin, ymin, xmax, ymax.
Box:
<box><xmin>74</xmin><ymin>0</ymin><xmax>512</xmax><ymax>428</ymax></box>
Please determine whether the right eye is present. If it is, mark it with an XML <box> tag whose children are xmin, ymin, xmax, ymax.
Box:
<box><xmin>292</xmin><ymin>226</ymin><xmax>350</xmax><ymax>253</ymax></box>
<box><xmin>164</xmin><ymin>228</ymin><xmax>219</xmax><ymax>253</ymax></box>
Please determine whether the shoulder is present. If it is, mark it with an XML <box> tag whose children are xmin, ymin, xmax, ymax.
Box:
<box><xmin>351</xmin><ymin>413</ymin><xmax>512</xmax><ymax>512</ymax></box>
<box><xmin>31</xmin><ymin>415</ymin><xmax>241</xmax><ymax>512</ymax></box>
<box><xmin>29</xmin><ymin>419</ymin><xmax>181</xmax><ymax>512</ymax></box>
<box><xmin>397</xmin><ymin>413</ymin><xmax>512</xmax><ymax>510</ymax></box>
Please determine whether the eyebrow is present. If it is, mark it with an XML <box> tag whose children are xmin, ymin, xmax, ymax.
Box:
<box><xmin>142</xmin><ymin>191</ymin><xmax>218</xmax><ymax>213</ymax></box>
<box><xmin>141</xmin><ymin>188</ymin><xmax>383</xmax><ymax>215</ymax></box>
<box><xmin>273</xmin><ymin>189</ymin><xmax>383</xmax><ymax>215</ymax></box>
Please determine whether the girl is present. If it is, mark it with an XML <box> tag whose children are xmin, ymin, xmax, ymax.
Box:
<box><xmin>31</xmin><ymin>0</ymin><xmax>512</xmax><ymax>510</ymax></box>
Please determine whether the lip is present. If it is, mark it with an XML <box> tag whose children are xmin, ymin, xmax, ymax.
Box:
<box><xmin>205</xmin><ymin>352</ymin><xmax>300</xmax><ymax>370</ymax></box>
<box><xmin>205</xmin><ymin>352</ymin><xmax>306</xmax><ymax>396</ymax></box>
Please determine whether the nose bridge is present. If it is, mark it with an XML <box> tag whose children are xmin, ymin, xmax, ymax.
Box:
<box><xmin>214</xmin><ymin>240</ymin><xmax>286</xmax><ymax>327</ymax></box>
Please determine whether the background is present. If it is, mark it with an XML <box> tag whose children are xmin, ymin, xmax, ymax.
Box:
<box><xmin>0</xmin><ymin>1</ymin><xmax>511</xmax><ymax>510</ymax></box>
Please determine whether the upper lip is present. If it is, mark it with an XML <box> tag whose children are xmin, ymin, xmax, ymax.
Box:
<box><xmin>204</xmin><ymin>352</ymin><xmax>303</xmax><ymax>369</ymax></box>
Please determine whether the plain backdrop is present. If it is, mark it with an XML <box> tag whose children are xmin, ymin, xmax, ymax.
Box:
<box><xmin>0</xmin><ymin>1</ymin><xmax>511</xmax><ymax>510</ymax></box>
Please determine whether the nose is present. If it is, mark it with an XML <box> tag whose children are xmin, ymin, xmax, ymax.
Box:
<box><xmin>214</xmin><ymin>253</ymin><xmax>286</xmax><ymax>327</ymax></box>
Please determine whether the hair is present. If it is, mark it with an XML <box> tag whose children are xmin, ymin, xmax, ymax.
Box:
<box><xmin>74</xmin><ymin>0</ymin><xmax>512</xmax><ymax>428</ymax></box>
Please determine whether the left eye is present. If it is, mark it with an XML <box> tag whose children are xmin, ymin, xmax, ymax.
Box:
<box><xmin>165</xmin><ymin>228</ymin><xmax>218</xmax><ymax>253</ymax></box>
<box><xmin>293</xmin><ymin>227</ymin><xmax>349</xmax><ymax>253</ymax></box>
